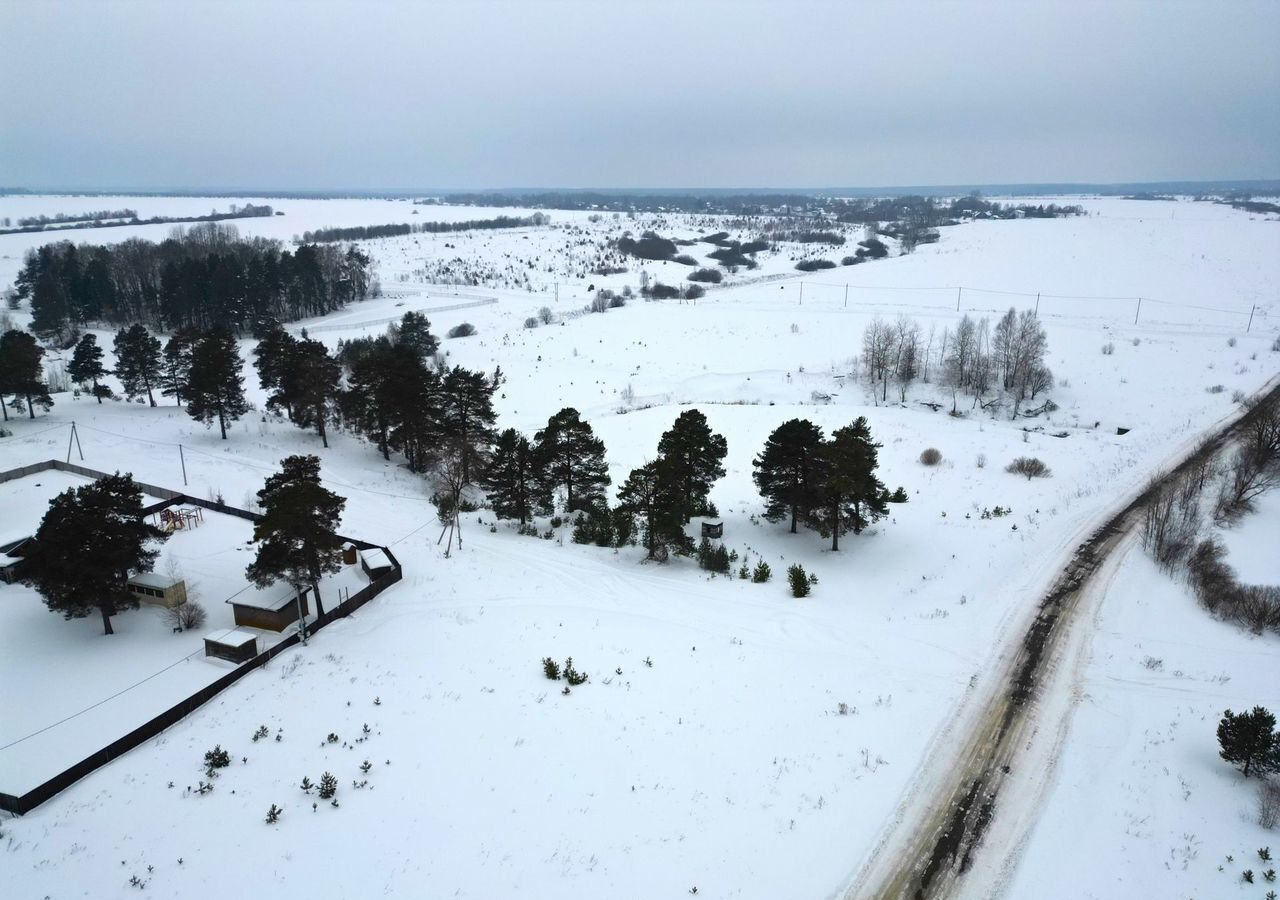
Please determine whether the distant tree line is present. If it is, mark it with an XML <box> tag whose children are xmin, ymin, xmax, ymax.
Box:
<box><xmin>440</xmin><ymin>191</ymin><xmax>824</xmax><ymax>215</ymax></box>
<box><xmin>14</xmin><ymin>223</ymin><xmax>371</xmax><ymax>343</ymax></box>
<box><xmin>0</xmin><ymin>203</ymin><xmax>274</xmax><ymax>235</ymax></box>
<box><xmin>300</xmin><ymin>214</ymin><xmax>550</xmax><ymax>243</ymax></box>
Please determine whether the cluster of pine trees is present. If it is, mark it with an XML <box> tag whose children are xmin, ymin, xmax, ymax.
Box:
<box><xmin>14</xmin><ymin>223</ymin><xmax>371</xmax><ymax>344</ymax></box>
<box><xmin>753</xmin><ymin>417</ymin><xmax>893</xmax><ymax>551</ymax></box>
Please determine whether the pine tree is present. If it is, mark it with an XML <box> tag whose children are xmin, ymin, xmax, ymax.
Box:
<box><xmin>752</xmin><ymin>418</ymin><xmax>825</xmax><ymax>533</ymax></box>
<box><xmin>656</xmin><ymin>409</ymin><xmax>727</xmax><ymax>522</ymax></box>
<box><xmin>160</xmin><ymin>325</ymin><xmax>201</xmax><ymax>406</ymax></box>
<box><xmin>481</xmin><ymin>428</ymin><xmax>549</xmax><ymax>523</ymax></box>
<box><xmin>112</xmin><ymin>324</ymin><xmax>162</xmax><ymax>406</ymax></box>
<box><xmin>288</xmin><ymin>338</ymin><xmax>342</xmax><ymax>448</ymax></box>
<box><xmin>246</xmin><ymin>455</ymin><xmax>346</xmax><ymax>618</ymax></box>
<box><xmin>25</xmin><ymin>473</ymin><xmax>168</xmax><ymax>634</ymax></box>
<box><xmin>0</xmin><ymin>329</ymin><xmax>54</xmax><ymax>420</ymax></box>
<box><xmin>533</xmin><ymin>407</ymin><xmax>610</xmax><ymax>513</ymax></box>
<box><xmin>253</xmin><ymin>326</ymin><xmax>301</xmax><ymax>418</ymax></box>
<box><xmin>68</xmin><ymin>333</ymin><xmax>110</xmax><ymax>402</ymax></box>
<box><xmin>1218</xmin><ymin>707</ymin><xmax>1280</xmax><ymax>778</ymax></box>
<box><xmin>807</xmin><ymin>418</ymin><xmax>890</xmax><ymax>551</ymax></box>
<box><xmin>388</xmin><ymin>311</ymin><xmax>438</xmax><ymax>360</ymax></box>
<box><xmin>616</xmin><ymin>459</ymin><xmax>690</xmax><ymax>559</ymax></box>
<box><xmin>186</xmin><ymin>328</ymin><xmax>249</xmax><ymax>439</ymax></box>
<box><xmin>439</xmin><ymin>366</ymin><xmax>497</xmax><ymax>483</ymax></box>
<box><xmin>787</xmin><ymin>564</ymin><xmax>810</xmax><ymax>597</ymax></box>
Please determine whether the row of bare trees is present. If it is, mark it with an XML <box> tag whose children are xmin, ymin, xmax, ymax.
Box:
<box><xmin>1142</xmin><ymin>395</ymin><xmax>1280</xmax><ymax>635</ymax></box>
<box><xmin>860</xmin><ymin>307</ymin><xmax>1051</xmax><ymax>416</ymax></box>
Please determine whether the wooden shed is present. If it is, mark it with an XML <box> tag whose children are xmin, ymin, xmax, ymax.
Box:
<box><xmin>700</xmin><ymin>519</ymin><xmax>724</xmax><ymax>539</ymax></box>
<box><xmin>0</xmin><ymin>536</ymin><xmax>34</xmax><ymax>585</ymax></box>
<box><xmin>126</xmin><ymin>572</ymin><xmax>188</xmax><ymax>608</ymax></box>
<box><xmin>227</xmin><ymin>583</ymin><xmax>309</xmax><ymax>632</ymax></box>
<box><xmin>360</xmin><ymin>548</ymin><xmax>393</xmax><ymax>579</ymax></box>
<box><xmin>204</xmin><ymin>629</ymin><xmax>258</xmax><ymax>664</ymax></box>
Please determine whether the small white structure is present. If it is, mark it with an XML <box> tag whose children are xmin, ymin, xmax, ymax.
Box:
<box><xmin>360</xmin><ymin>548</ymin><xmax>393</xmax><ymax>578</ymax></box>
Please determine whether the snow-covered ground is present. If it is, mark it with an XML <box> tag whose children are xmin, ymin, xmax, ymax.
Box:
<box><xmin>0</xmin><ymin>195</ymin><xmax>1276</xmax><ymax>898</ymax></box>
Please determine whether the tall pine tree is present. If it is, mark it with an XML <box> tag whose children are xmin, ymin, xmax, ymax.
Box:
<box><xmin>533</xmin><ymin>407</ymin><xmax>610</xmax><ymax>513</ymax></box>
<box><xmin>160</xmin><ymin>325</ymin><xmax>201</xmax><ymax>406</ymax></box>
<box><xmin>25</xmin><ymin>473</ymin><xmax>168</xmax><ymax>635</ymax></box>
<box><xmin>439</xmin><ymin>366</ymin><xmax>497</xmax><ymax>483</ymax></box>
<box><xmin>807</xmin><ymin>418</ymin><xmax>889</xmax><ymax>551</ymax></box>
<box><xmin>0</xmin><ymin>329</ymin><xmax>54</xmax><ymax>419</ymax></box>
<box><xmin>112</xmin><ymin>324</ymin><xmax>162</xmax><ymax>406</ymax></box>
<box><xmin>655</xmin><ymin>408</ymin><xmax>727</xmax><ymax>522</ymax></box>
<box><xmin>616</xmin><ymin>459</ymin><xmax>690</xmax><ymax>559</ymax></box>
<box><xmin>68</xmin><ymin>333</ymin><xmax>110</xmax><ymax>403</ymax></box>
<box><xmin>752</xmin><ymin>418</ymin><xmax>825</xmax><ymax>533</ymax></box>
<box><xmin>1217</xmin><ymin>707</ymin><xmax>1280</xmax><ymax>778</ymax></box>
<box><xmin>246</xmin><ymin>455</ymin><xmax>346</xmax><ymax>618</ymax></box>
<box><xmin>481</xmin><ymin>428</ymin><xmax>549</xmax><ymax>523</ymax></box>
<box><xmin>289</xmin><ymin>338</ymin><xmax>342</xmax><ymax>448</ymax></box>
<box><xmin>186</xmin><ymin>327</ymin><xmax>249</xmax><ymax>439</ymax></box>
<box><xmin>253</xmin><ymin>326</ymin><xmax>301</xmax><ymax>419</ymax></box>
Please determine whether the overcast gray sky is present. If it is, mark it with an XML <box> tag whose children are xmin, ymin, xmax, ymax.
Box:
<box><xmin>1</xmin><ymin>0</ymin><xmax>1277</xmax><ymax>191</ymax></box>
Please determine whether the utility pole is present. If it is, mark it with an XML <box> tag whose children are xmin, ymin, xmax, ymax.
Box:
<box><xmin>554</xmin><ymin>282</ymin><xmax>559</xmax><ymax>305</ymax></box>
<box><xmin>843</xmin><ymin>284</ymin><xmax>849</xmax><ymax>308</ymax></box>
<box><xmin>1134</xmin><ymin>297</ymin><xmax>1142</xmax><ymax>325</ymax></box>
<box><xmin>1246</xmin><ymin>304</ymin><xmax>1256</xmax><ymax>332</ymax></box>
<box><xmin>1035</xmin><ymin>293</ymin><xmax>1040</xmax><ymax>315</ymax></box>
<box><xmin>956</xmin><ymin>287</ymin><xmax>962</xmax><ymax>312</ymax></box>
<box><xmin>179</xmin><ymin>444</ymin><xmax>188</xmax><ymax>486</ymax></box>
<box><xmin>798</xmin><ymin>282</ymin><xmax>804</xmax><ymax>305</ymax></box>
<box><xmin>66</xmin><ymin>421</ymin><xmax>84</xmax><ymax>463</ymax></box>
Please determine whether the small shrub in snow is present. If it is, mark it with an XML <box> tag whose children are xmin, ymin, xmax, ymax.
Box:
<box><xmin>1101</xmin><ymin>342</ymin><xmax>1115</xmax><ymax>355</ymax></box>
<box><xmin>447</xmin><ymin>323</ymin><xmax>477</xmax><ymax>339</ymax></box>
<box><xmin>542</xmin><ymin>657</ymin><xmax>561</xmax><ymax>680</ymax></box>
<box><xmin>788</xmin><ymin>564</ymin><xmax>810</xmax><ymax>598</ymax></box>
<box><xmin>889</xmin><ymin>486</ymin><xmax>909</xmax><ymax>503</ymax></box>
<box><xmin>524</xmin><ymin>317</ymin><xmax>538</xmax><ymax>329</ymax></box>
<box><xmin>300</xmin><ymin>775</ymin><xmax>314</xmax><ymax>793</ymax></box>
<box><xmin>684</xmin><ymin>284</ymin><xmax>706</xmax><ymax>300</ymax></box>
<box><xmin>252</xmin><ymin>725</ymin><xmax>269</xmax><ymax>742</ymax></box>
<box><xmin>318</xmin><ymin>772</ymin><xmax>338</xmax><ymax>800</ymax></box>
<box><xmin>1141</xmin><ymin>656</ymin><xmax>1163</xmax><ymax>671</ymax></box>
<box><xmin>1228</xmin><ymin>337</ymin><xmax>1238</xmax><ymax>347</ymax></box>
<box><xmin>688</xmin><ymin>267</ymin><xmax>722</xmax><ymax>283</ymax></box>
<box><xmin>203</xmin><ymin>745</ymin><xmax>230</xmax><ymax>773</ymax></box>
<box><xmin>265</xmin><ymin>803</ymin><xmax>283</xmax><ymax>824</ymax></box>
<box><xmin>920</xmin><ymin>447</ymin><xmax>942</xmax><ymax>466</ymax></box>
<box><xmin>976</xmin><ymin>453</ymin><xmax>987</xmax><ymax>469</ymax></box>
<box><xmin>697</xmin><ymin>538</ymin><xmax>731</xmax><ymax>574</ymax></box>
<box><xmin>563</xmin><ymin>657</ymin><xmax>587</xmax><ymax>686</ymax></box>
<box><xmin>1206</xmin><ymin>384</ymin><xmax>1226</xmax><ymax>394</ymax></box>
<box><xmin>1006</xmin><ymin>457</ymin><xmax>1051</xmax><ymax>480</ymax></box>
<box><xmin>166</xmin><ymin>600</ymin><xmax>207</xmax><ymax>632</ymax></box>
<box><xmin>538</xmin><ymin>306</ymin><xmax>554</xmax><ymax>325</ymax></box>
<box><xmin>672</xmin><ymin>254</ymin><xmax>698</xmax><ymax>266</ymax></box>
<box><xmin>752</xmin><ymin>561</ymin><xmax>772</xmax><ymax>583</ymax></box>
<box><xmin>738</xmin><ymin>561</ymin><xmax>750</xmax><ymax>579</ymax></box>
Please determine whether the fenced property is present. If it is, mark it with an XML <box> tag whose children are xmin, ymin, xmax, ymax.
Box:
<box><xmin>0</xmin><ymin>460</ymin><xmax>402</xmax><ymax>816</ymax></box>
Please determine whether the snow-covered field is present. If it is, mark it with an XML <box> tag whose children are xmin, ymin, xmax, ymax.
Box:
<box><xmin>0</xmin><ymin>195</ymin><xmax>1276</xmax><ymax>898</ymax></box>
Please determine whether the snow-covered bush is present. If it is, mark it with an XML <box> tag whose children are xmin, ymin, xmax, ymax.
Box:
<box><xmin>447</xmin><ymin>323</ymin><xmax>477</xmax><ymax>338</ymax></box>
<box><xmin>919</xmin><ymin>447</ymin><xmax>942</xmax><ymax>466</ymax></box>
<box><xmin>524</xmin><ymin>317</ymin><xmax>538</xmax><ymax>329</ymax></box>
<box><xmin>688</xmin><ymin>267</ymin><xmax>722</xmax><ymax>283</ymax></box>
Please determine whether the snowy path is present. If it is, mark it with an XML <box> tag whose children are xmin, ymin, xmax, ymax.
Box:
<box><xmin>842</xmin><ymin>377</ymin><xmax>1280</xmax><ymax>899</ymax></box>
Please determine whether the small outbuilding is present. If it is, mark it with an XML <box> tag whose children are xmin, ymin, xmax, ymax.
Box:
<box><xmin>700</xmin><ymin>519</ymin><xmax>724</xmax><ymax>539</ymax></box>
<box><xmin>0</xmin><ymin>536</ymin><xmax>34</xmax><ymax>585</ymax></box>
<box><xmin>204</xmin><ymin>629</ymin><xmax>258</xmax><ymax>664</ymax></box>
<box><xmin>227</xmin><ymin>583</ymin><xmax>310</xmax><ymax>632</ymax></box>
<box><xmin>126</xmin><ymin>572</ymin><xmax>188</xmax><ymax>608</ymax></box>
<box><xmin>360</xmin><ymin>548</ymin><xmax>393</xmax><ymax>579</ymax></box>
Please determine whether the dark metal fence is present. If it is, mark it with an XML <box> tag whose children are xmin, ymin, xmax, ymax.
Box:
<box><xmin>0</xmin><ymin>460</ymin><xmax>403</xmax><ymax>815</ymax></box>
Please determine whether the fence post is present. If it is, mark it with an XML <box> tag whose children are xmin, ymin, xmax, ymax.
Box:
<box><xmin>956</xmin><ymin>287</ymin><xmax>962</xmax><ymax>312</ymax></box>
<box><xmin>1134</xmin><ymin>297</ymin><xmax>1142</xmax><ymax>325</ymax></box>
<box><xmin>798</xmin><ymin>282</ymin><xmax>804</xmax><ymax>305</ymax></box>
<box><xmin>1247</xmin><ymin>304</ymin><xmax>1256</xmax><ymax>332</ymax></box>
<box><xmin>843</xmin><ymin>284</ymin><xmax>849</xmax><ymax>308</ymax></box>
<box><xmin>179</xmin><ymin>444</ymin><xmax>187</xmax><ymax>486</ymax></box>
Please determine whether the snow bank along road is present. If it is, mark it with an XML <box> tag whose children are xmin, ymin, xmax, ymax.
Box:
<box><xmin>846</xmin><ymin>378</ymin><xmax>1280</xmax><ymax>900</ymax></box>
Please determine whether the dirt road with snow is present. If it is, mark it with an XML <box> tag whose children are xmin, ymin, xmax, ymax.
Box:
<box><xmin>844</xmin><ymin>379</ymin><xmax>1280</xmax><ymax>900</ymax></box>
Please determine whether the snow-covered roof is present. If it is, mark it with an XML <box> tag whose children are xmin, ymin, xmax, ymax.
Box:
<box><xmin>128</xmin><ymin>572</ymin><xmax>180</xmax><ymax>589</ymax></box>
<box><xmin>226</xmin><ymin>582</ymin><xmax>301</xmax><ymax>612</ymax></box>
<box><xmin>361</xmin><ymin>548</ymin><xmax>391</xmax><ymax>569</ymax></box>
<box><xmin>205</xmin><ymin>629</ymin><xmax>257</xmax><ymax>647</ymax></box>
